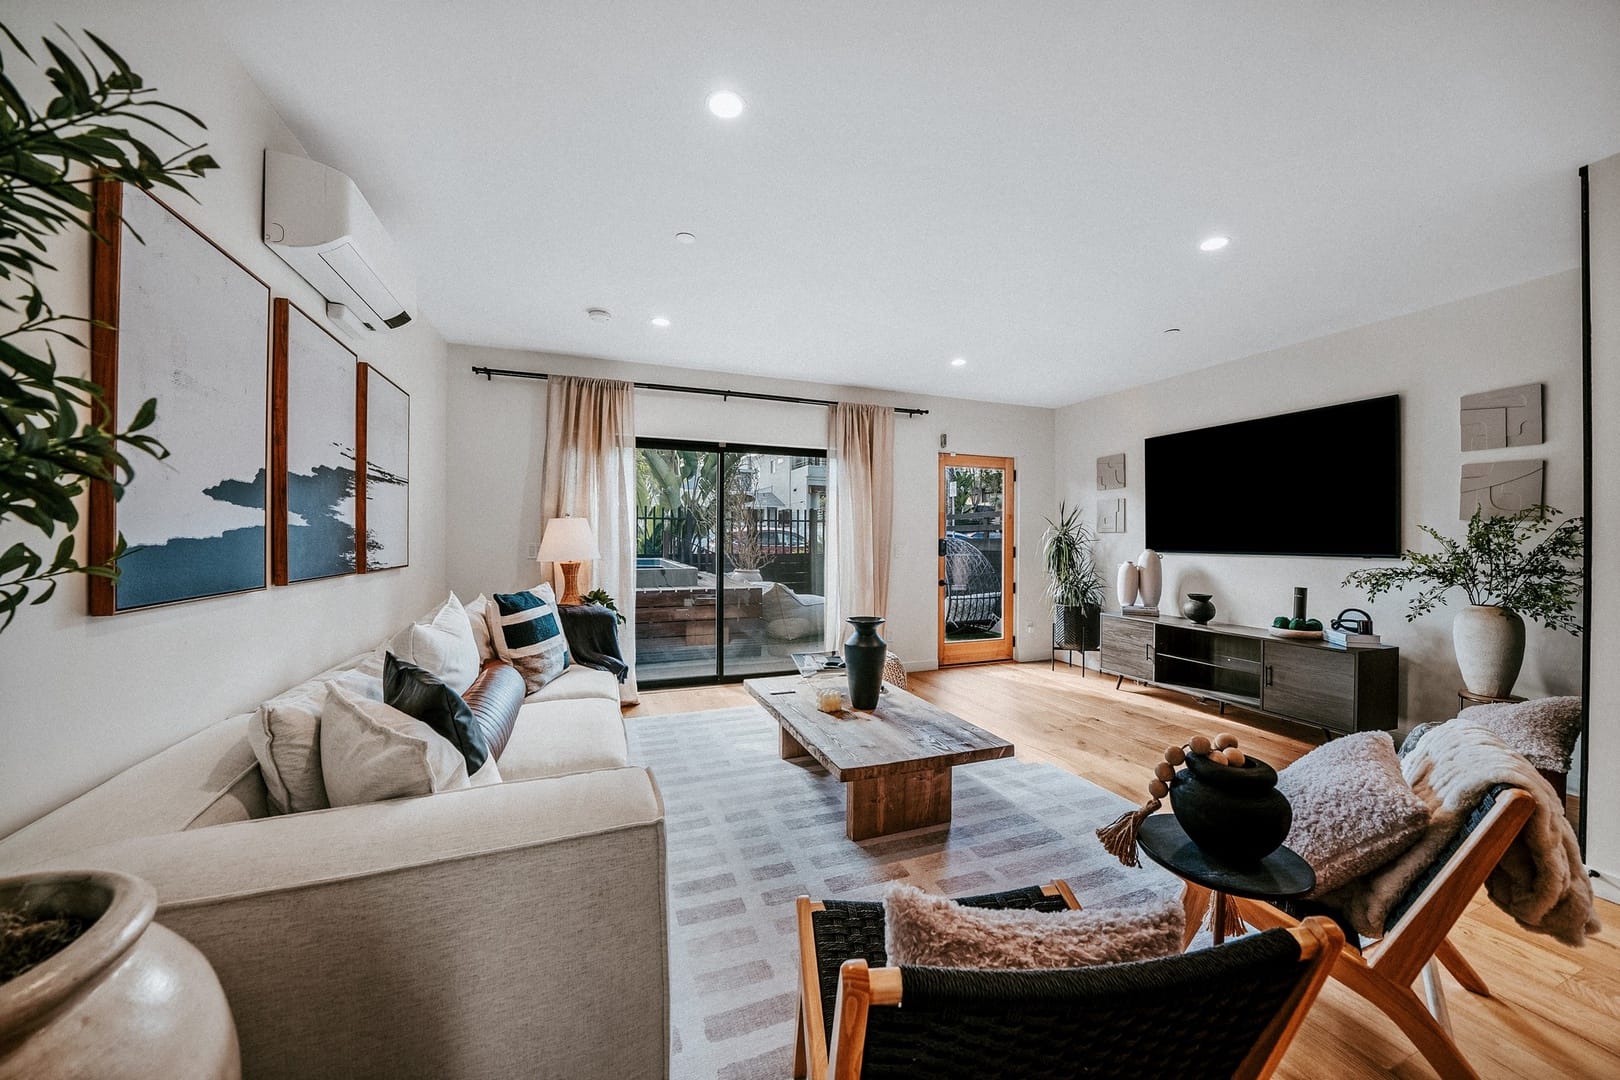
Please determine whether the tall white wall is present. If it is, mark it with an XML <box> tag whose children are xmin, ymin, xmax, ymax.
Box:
<box><xmin>1054</xmin><ymin>271</ymin><xmax>1586</xmax><ymax>731</ymax></box>
<box><xmin>0</xmin><ymin>3</ymin><xmax>450</xmax><ymax>837</ymax></box>
<box><xmin>1584</xmin><ymin>154</ymin><xmax>1620</xmax><ymax>898</ymax></box>
<box><xmin>445</xmin><ymin>346</ymin><xmax>1055</xmax><ymax>671</ymax></box>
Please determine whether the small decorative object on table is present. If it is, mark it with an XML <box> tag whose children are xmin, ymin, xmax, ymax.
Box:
<box><xmin>843</xmin><ymin>616</ymin><xmax>887</xmax><ymax>709</ymax></box>
<box><xmin>814</xmin><ymin>686</ymin><xmax>845</xmax><ymax>713</ymax></box>
<box><xmin>578</xmin><ymin>588</ymin><xmax>626</xmax><ymax>624</ymax></box>
<box><xmin>1269</xmin><ymin>590</ymin><xmax>1324</xmax><ymax>638</ymax></box>
<box><xmin>1181</xmin><ymin>592</ymin><xmax>1216</xmax><ymax>624</ymax></box>
<box><xmin>1116</xmin><ymin>561</ymin><xmax>1140</xmax><ymax>608</ymax></box>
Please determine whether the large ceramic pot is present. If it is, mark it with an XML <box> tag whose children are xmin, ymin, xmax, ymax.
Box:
<box><xmin>0</xmin><ymin>871</ymin><xmax>239</xmax><ymax>1080</ymax></box>
<box><xmin>1054</xmin><ymin>603</ymin><xmax>1101</xmax><ymax>650</ymax></box>
<box><xmin>1453</xmin><ymin>605</ymin><xmax>1526</xmax><ymax>698</ymax></box>
<box><xmin>1168</xmin><ymin>753</ymin><xmax>1292</xmax><ymax>867</ymax></box>
<box><xmin>1116</xmin><ymin>562</ymin><xmax>1140</xmax><ymax>608</ymax></box>
<box><xmin>1135</xmin><ymin>549</ymin><xmax>1163</xmax><ymax>607</ymax></box>
<box><xmin>844</xmin><ymin>616</ymin><xmax>888</xmax><ymax>710</ymax></box>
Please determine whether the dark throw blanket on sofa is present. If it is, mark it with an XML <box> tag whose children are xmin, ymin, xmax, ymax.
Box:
<box><xmin>558</xmin><ymin>603</ymin><xmax>629</xmax><ymax>682</ymax></box>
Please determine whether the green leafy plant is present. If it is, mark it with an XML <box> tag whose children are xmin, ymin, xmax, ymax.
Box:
<box><xmin>580</xmin><ymin>587</ymin><xmax>626</xmax><ymax>625</ymax></box>
<box><xmin>1343</xmin><ymin>506</ymin><xmax>1584</xmax><ymax>633</ymax></box>
<box><xmin>1042</xmin><ymin>501</ymin><xmax>1104</xmax><ymax>610</ymax></box>
<box><xmin>0</xmin><ymin>23</ymin><xmax>217</xmax><ymax>630</ymax></box>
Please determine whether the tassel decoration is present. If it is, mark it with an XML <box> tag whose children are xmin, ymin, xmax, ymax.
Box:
<box><xmin>1095</xmin><ymin>797</ymin><xmax>1161</xmax><ymax>867</ymax></box>
<box><xmin>1204</xmin><ymin>896</ymin><xmax>1250</xmax><ymax>940</ymax></box>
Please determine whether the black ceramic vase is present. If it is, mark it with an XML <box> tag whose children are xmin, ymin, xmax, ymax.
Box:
<box><xmin>843</xmin><ymin>616</ymin><xmax>887</xmax><ymax>709</ymax></box>
<box><xmin>1168</xmin><ymin>752</ymin><xmax>1292</xmax><ymax>866</ymax></box>
<box><xmin>1181</xmin><ymin>592</ymin><xmax>1217</xmax><ymax>625</ymax></box>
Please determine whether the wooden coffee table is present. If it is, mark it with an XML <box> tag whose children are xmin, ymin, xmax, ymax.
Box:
<box><xmin>744</xmin><ymin>674</ymin><xmax>1013</xmax><ymax>840</ymax></box>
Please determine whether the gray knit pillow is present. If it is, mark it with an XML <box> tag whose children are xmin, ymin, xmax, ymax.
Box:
<box><xmin>1276</xmin><ymin>732</ymin><xmax>1429</xmax><ymax>897</ymax></box>
<box><xmin>883</xmin><ymin>884</ymin><xmax>1184</xmax><ymax>970</ymax></box>
<box><xmin>1457</xmin><ymin>697</ymin><xmax>1582</xmax><ymax>773</ymax></box>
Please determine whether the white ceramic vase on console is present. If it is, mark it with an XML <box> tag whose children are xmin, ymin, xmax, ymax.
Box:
<box><xmin>1116</xmin><ymin>562</ymin><xmax>1140</xmax><ymax>608</ymax></box>
<box><xmin>1135</xmin><ymin>549</ymin><xmax>1163</xmax><ymax>608</ymax></box>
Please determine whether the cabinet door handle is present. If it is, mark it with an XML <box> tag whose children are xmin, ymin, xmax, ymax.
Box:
<box><xmin>1265</xmin><ymin>665</ymin><xmax>1274</xmax><ymax>687</ymax></box>
<box><xmin>1144</xmin><ymin>643</ymin><xmax>1153</xmax><ymax>660</ymax></box>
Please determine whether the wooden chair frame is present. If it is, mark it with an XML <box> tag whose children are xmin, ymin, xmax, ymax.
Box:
<box><xmin>1209</xmin><ymin>786</ymin><xmax>1535</xmax><ymax>1080</ymax></box>
<box><xmin>796</xmin><ymin>881</ymin><xmax>1338</xmax><ymax>1080</ymax></box>
<box><xmin>793</xmin><ymin>880</ymin><xmax>1078</xmax><ymax>1080</ymax></box>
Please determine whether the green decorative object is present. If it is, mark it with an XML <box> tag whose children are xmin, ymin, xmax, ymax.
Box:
<box><xmin>0</xmin><ymin>23</ymin><xmax>217</xmax><ymax>631</ymax></box>
<box><xmin>1344</xmin><ymin>505</ymin><xmax>1583</xmax><ymax>697</ymax></box>
<box><xmin>579</xmin><ymin>587</ymin><xmax>626</xmax><ymax>625</ymax></box>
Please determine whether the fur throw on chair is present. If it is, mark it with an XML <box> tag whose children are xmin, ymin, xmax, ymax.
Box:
<box><xmin>1333</xmin><ymin>721</ymin><xmax>1599</xmax><ymax>946</ymax></box>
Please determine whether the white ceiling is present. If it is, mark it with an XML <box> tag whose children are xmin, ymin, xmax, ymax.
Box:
<box><xmin>211</xmin><ymin>1</ymin><xmax>1620</xmax><ymax>407</ymax></box>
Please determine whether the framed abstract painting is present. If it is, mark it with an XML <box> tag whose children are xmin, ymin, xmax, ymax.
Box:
<box><xmin>358</xmin><ymin>363</ymin><xmax>409</xmax><ymax>571</ymax></box>
<box><xmin>89</xmin><ymin>181</ymin><xmax>272</xmax><ymax>614</ymax></box>
<box><xmin>272</xmin><ymin>299</ymin><xmax>360</xmax><ymax>583</ymax></box>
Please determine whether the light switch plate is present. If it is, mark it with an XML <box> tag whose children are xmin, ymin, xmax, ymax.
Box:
<box><xmin>524</xmin><ymin>542</ymin><xmax>540</xmax><ymax>560</ymax></box>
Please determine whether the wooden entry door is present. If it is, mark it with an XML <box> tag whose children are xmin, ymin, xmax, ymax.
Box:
<box><xmin>938</xmin><ymin>454</ymin><xmax>1015</xmax><ymax>665</ymax></box>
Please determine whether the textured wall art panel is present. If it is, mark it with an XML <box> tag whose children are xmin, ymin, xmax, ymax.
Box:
<box><xmin>1460</xmin><ymin>459</ymin><xmax>1544</xmax><ymax>518</ymax></box>
<box><xmin>1460</xmin><ymin>383</ymin><xmax>1543</xmax><ymax>450</ymax></box>
<box><xmin>1097</xmin><ymin>453</ymin><xmax>1126</xmax><ymax>490</ymax></box>
<box><xmin>1097</xmin><ymin>496</ymin><xmax>1126</xmax><ymax>533</ymax></box>
<box><xmin>359</xmin><ymin>364</ymin><xmax>410</xmax><ymax>571</ymax></box>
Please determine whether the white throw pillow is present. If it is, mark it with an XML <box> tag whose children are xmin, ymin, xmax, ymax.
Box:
<box><xmin>389</xmin><ymin>593</ymin><xmax>481</xmax><ymax>694</ymax></box>
<box><xmin>320</xmin><ymin>683</ymin><xmax>487</xmax><ymax>807</ymax></box>
<box><xmin>249</xmin><ymin>669</ymin><xmax>382</xmax><ymax>815</ymax></box>
<box><xmin>464</xmin><ymin>593</ymin><xmax>496</xmax><ymax>661</ymax></box>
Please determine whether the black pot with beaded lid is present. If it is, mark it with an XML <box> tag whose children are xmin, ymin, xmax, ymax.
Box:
<box><xmin>1169</xmin><ymin>751</ymin><xmax>1292</xmax><ymax>867</ymax></box>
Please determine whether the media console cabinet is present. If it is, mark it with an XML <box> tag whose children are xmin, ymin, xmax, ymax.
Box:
<box><xmin>1098</xmin><ymin>613</ymin><xmax>1398</xmax><ymax>735</ymax></box>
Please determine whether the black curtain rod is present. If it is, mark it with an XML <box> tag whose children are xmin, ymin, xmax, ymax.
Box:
<box><xmin>468</xmin><ymin>365</ymin><xmax>930</xmax><ymax>417</ymax></box>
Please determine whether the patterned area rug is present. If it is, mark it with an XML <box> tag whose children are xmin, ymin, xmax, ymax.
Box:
<box><xmin>626</xmin><ymin>706</ymin><xmax>1181</xmax><ymax>1080</ymax></box>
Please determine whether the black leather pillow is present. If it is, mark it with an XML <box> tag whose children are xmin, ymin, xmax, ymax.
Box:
<box><xmin>460</xmin><ymin>660</ymin><xmax>525</xmax><ymax>761</ymax></box>
<box><xmin>384</xmin><ymin>652</ymin><xmax>489</xmax><ymax>773</ymax></box>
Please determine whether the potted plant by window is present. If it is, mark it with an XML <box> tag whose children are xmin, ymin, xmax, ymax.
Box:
<box><xmin>1343</xmin><ymin>505</ymin><xmax>1583</xmax><ymax>698</ymax></box>
<box><xmin>1043</xmin><ymin>503</ymin><xmax>1105</xmax><ymax>654</ymax></box>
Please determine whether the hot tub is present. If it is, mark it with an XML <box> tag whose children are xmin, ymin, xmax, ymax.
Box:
<box><xmin>636</xmin><ymin>558</ymin><xmax>700</xmax><ymax>589</ymax></box>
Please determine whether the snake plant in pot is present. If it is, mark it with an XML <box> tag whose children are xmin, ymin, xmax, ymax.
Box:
<box><xmin>1343</xmin><ymin>505</ymin><xmax>1583</xmax><ymax>697</ymax></box>
<box><xmin>1043</xmin><ymin>502</ymin><xmax>1105</xmax><ymax>652</ymax></box>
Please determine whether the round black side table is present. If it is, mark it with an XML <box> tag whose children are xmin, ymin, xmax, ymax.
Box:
<box><xmin>1136</xmin><ymin>814</ymin><xmax>1315</xmax><ymax>944</ymax></box>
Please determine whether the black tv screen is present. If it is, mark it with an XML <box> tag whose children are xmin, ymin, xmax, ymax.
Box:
<box><xmin>1144</xmin><ymin>395</ymin><xmax>1401</xmax><ymax>558</ymax></box>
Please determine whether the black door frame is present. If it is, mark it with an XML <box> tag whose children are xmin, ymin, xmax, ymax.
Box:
<box><xmin>635</xmin><ymin>437</ymin><xmax>827</xmax><ymax>688</ymax></box>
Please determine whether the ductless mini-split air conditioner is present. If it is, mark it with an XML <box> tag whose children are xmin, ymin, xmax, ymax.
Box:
<box><xmin>262</xmin><ymin>150</ymin><xmax>416</xmax><ymax>333</ymax></box>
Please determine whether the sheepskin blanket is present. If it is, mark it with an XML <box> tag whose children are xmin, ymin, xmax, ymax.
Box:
<box><xmin>1333</xmin><ymin>720</ymin><xmax>1599</xmax><ymax>946</ymax></box>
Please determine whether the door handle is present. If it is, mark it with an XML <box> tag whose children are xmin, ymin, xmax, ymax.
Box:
<box><xmin>1144</xmin><ymin>643</ymin><xmax>1153</xmax><ymax>660</ymax></box>
<box><xmin>939</xmin><ymin>579</ymin><xmax>946</xmax><ymax>588</ymax></box>
<box><xmin>1265</xmin><ymin>665</ymin><xmax>1274</xmax><ymax>687</ymax></box>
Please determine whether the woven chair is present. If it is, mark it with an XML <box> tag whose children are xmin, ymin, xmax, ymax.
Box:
<box><xmin>794</xmin><ymin>881</ymin><xmax>1341</xmax><ymax>1080</ymax></box>
<box><xmin>1217</xmin><ymin>784</ymin><xmax>1535</xmax><ymax>1080</ymax></box>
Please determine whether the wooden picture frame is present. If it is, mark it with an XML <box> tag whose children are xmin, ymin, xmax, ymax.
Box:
<box><xmin>271</xmin><ymin>298</ymin><xmax>360</xmax><ymax>584</ymax></box>
<box><xmin>89</xmin><ymin>180</ymin><xmax>272</xmax><ymax>615</ymax></box>
<box><xmin>357</xmin><ymin>362</ymin><xmax>409</xmax><ymax>572</ymax></box>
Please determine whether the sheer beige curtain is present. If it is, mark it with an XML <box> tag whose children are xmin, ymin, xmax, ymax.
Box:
<box><xmin>541</xmin><ymin>375</ymin><xmax>638</xmax><ymax>702</ymax></box>
<box><xmin>823</xmin><ymin>402</ymin><xmax>895</xmax><ymax>652</ymax></box>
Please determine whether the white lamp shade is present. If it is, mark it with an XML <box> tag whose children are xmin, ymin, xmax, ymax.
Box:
<box><xmin>537</xmin><ymin>517</ymin><xmax>600</xmax><ymax>562</ymax></box>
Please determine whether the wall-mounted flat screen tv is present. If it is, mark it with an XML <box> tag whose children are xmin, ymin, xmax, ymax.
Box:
<box><xmin>1144</xmin><ymin>394</ymin><xmax>1401</xmax><ymax>558</ymax></box>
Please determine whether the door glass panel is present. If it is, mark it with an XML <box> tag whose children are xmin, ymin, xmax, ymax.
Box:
<box><xmin>943</xmin><ymin>464</ymin><xmax>1005</xmax><ymax>643</ymax></box>
<box><xmin>633</xmin><ymin>444</ymin><xmax>826</xmax><ymax>685</ymax></box>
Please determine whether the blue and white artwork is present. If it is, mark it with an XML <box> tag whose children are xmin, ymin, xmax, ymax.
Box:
<box><xmin>95</xmin><ymin>184</ymin><xmax>271</xmax><ymax>612</ymax></box>
<box><xmin>360</xmin><ymin>364</ymin><xmax>409</xmax><ymax>571</ymax></box>
<box><xmin>276</xmin><ymin>300</ymin><xmax>359</xmax><ymax>583</ymax></box>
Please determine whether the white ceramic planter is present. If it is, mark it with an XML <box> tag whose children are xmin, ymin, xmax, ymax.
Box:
<box><xmin>1135</xmin><ymin>549</ymin><xmax>1163</xmax><ymax>607</ymax></box>
<box><xmin>1116</xmin><ymin>562</ymin><xmax>1140</xmax><ymax>608</ymax></box>
<box><xmin>1453</xmin><ymin>605</ymin><xmax>1526</xmax><ymax>698</ymax></box>
<box><xmin>0</xmin><ymin>871</ymin><xmax>239</xmax><ymax>1080</ymax></box>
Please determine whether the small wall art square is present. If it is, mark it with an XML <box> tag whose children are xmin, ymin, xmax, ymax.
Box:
<box><xmin>88</xmin><ymin>182</ymin><xmax>271</xmax><ymax>614</ymax></box>
<box><xmin>359</xmin><ymin>363</ymin><xmax>410</xmax><ymax>571</ymax></box>
<box><xmin>1460</xmin><ymin>383</ymin><xmax>1543</xmax><ymax>450</ymax></box>
<box><xmin>1097</xmin><ymin>453</ymin><xmax>1126</xmax><ymax>490</ymax></box>
<box><xmin>1097</xmin><ymin>497</ymin><xmax>1126</xmax><ymax>533</ymax></box>
<box><xmin>272</xmin><ymin>299</ymin><xmax>359</xmax><ymax>583</ymax></box>
<box><xmin>1460</xmin><ymin>460</ymin><xmax>1544</xmax><ymax>519</ymax></box>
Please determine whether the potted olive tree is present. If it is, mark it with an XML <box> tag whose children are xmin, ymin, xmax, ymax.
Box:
<box><xmin>1043</xmin><ymin>502</ymin><xmax>1105</xmax><ymax>654</ymax></box>
<box><xmin>1344</xmin><ymin>505</ymin><xmax>1583</xmax><ymax>697</ymax></box>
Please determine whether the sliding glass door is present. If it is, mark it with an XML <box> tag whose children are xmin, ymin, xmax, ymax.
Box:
<box><xmin>634</xmin><ymin>440</ymin><xmax>827</xmax><ymax>686</ymax></box>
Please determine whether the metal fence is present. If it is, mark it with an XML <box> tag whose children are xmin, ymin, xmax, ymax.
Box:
<box><xmin>636</xmin><ymin>507</ymin><xmax>826</xmax><ymax>595</ymax></box>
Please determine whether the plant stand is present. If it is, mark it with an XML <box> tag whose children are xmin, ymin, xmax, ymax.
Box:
<box><xmin>1050</xmin><ymin>604</ymin><xmax>1101</xmax><ymax>674</ymax></box>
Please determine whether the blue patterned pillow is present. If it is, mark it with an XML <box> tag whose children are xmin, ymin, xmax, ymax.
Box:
<box><xmin>489</xmin><ymin>583</ymin><xmax>571</xmax><ymax>691</ymax></box>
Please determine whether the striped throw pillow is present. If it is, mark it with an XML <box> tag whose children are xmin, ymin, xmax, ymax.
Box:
<box><xmin>489</xmin><ymin>583</ymin><xmax>572</xmax><ymax>692</ymax></box>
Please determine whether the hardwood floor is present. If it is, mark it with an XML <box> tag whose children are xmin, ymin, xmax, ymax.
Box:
<box><xmin>628</xmin><ymin>660</ymin><xmax>1620</xmax><ymax>1079</ymax></box>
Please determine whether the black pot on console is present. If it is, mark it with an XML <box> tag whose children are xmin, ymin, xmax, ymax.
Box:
<box><xmin>843</xmin><ymin>616</ymin><xmax>887</xmax><ymax>709</ymax></box>
<box><xmin>1168</xmin><ymin>752</ymin><xmax>1292</xmax><ymax>866</ymax></box>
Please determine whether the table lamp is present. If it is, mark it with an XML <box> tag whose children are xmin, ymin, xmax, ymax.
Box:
<box><xmin>537</xmin><ymin>516</ymin><xmax>599</xmax><ymax>605</ymax></box>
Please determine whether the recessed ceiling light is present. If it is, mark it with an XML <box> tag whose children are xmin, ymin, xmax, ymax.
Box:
<box><xmin>950</xmin><ymin>357</ymin><xmax>967</xmax><ymax>367</ymax></box>
<box><xmin>586</xmin><ymin>307</ymin><xmax>612</xmax><ymax>323</ymax></box>
<box><xmin>706</xmin><ymin>90</ymin><xmax>746</xmax><ymax>119</ymax></box>
<box><xmin>1199</xmin><ymin>235</ymin><xmax>1230</xmax><ymax>252</ymax></box>
<box><xmin>675</xmin><ymin>231</ymin><xmax>696</xmax><ymax>244</ymax></box>
<box><xmin>650</xmin><ymin>316</ymin><xmax>671</xmax><ymax>328</ymax></box>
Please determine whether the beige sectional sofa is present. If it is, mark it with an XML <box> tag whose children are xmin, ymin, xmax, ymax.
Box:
<box><xmin>0</xmin><ymin>648</ymin><xmax>668</xmax><ymax>1080</ymax></box>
